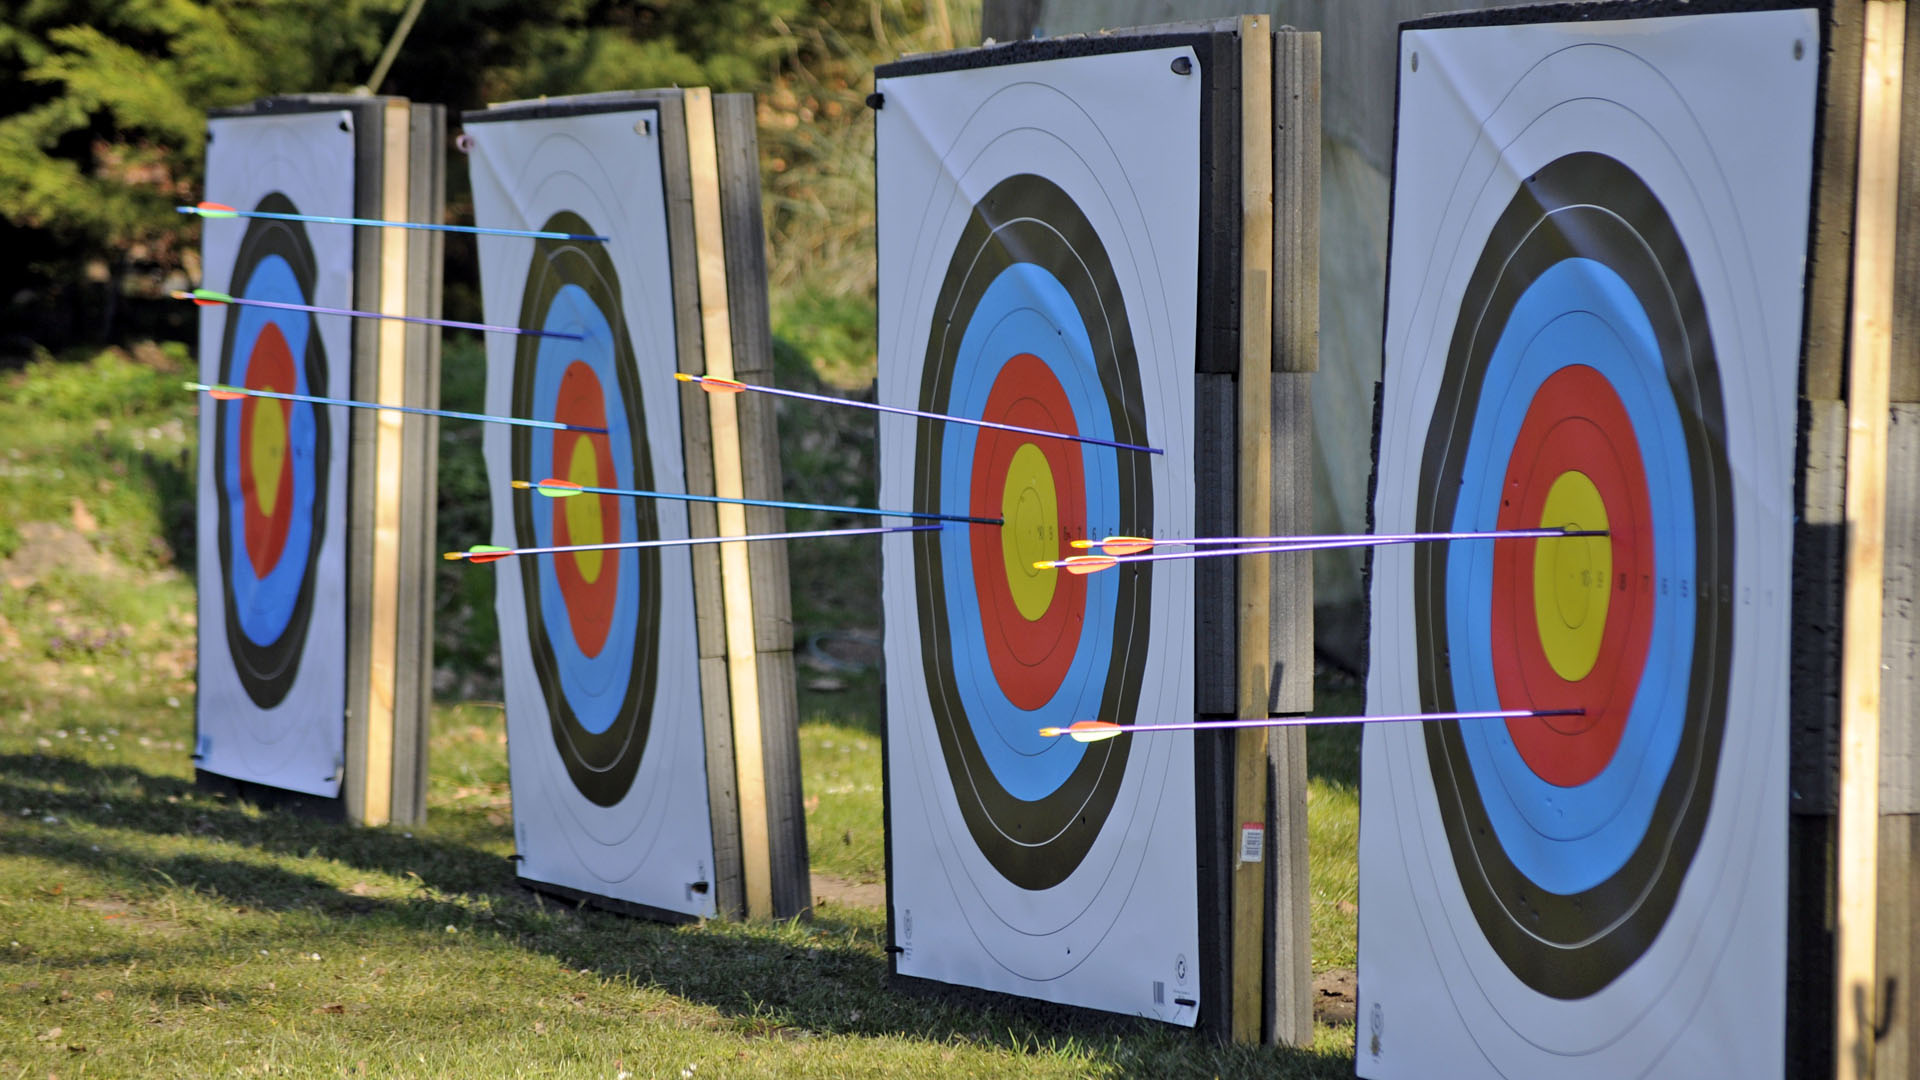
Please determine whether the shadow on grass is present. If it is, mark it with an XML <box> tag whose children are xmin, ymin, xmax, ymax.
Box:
<box><xmin>2</xmin><ymin>749</ymin><xmax>1351</xmax><ymax>1078</ymax></box>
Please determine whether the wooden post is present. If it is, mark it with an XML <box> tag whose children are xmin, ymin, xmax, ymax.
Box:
<box><xmin>684</xmin><ymin>87</ymin><xmax>775</xmax><ymax>921</ymax></box>
<box><xmin>1265</xmin><ymin>27</ymin><xmax>1319</xmax><ymax>1049</ymax></box>
<box><xmin>1231</xmin><ymin>13</ymin><xmax>1274</xmax><ymax>1047</ymax></box>
<box><xmin>1835</xmin><ymin>3</ymin><xmax>1906</xmax><ymax>1077</ymax></box>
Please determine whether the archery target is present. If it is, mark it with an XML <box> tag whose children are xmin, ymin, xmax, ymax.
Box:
<box><xmin>1359</xmin><ymin>10</ymin><xmax>1814</xmax><ymax>1078</ymax></box>
<box><xmin>877</xmin><ymin>46</ymin><xmax>1199</xmax><ymax>1023</ymax></box>
<box><xmin>195</xmin><ymin>112</ymin><xmax>355</xmax><ymax>798</ymax></box>
<box><xmin>467</xmin><ymin>105</ymin><xmax>715</xmax><ymax>917</ymax></box>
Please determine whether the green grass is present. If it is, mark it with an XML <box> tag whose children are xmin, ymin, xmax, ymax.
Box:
<box><xmin>0</xmin><ymin>349</ymin><xmax>1361</xmax><ymax>1076</ymax></box>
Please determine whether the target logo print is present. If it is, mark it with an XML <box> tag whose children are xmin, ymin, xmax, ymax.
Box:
<box><xmin>911</xmin><ymin>173</ymin><xmax>1155</xmax><ymax>891</ymax></box>
<box><xmin>1410</xmin><ymin>152</ymin><xmax>1733</xmax><ymax>998</ymax></box>
<box><xmin>509</xmin><ymin>210</ymin><xmax>661</xmax><ymax>808</ymax></box>
<box><xmin>212</xmin><ymin>193</ymin><xmax>331</xmax><ymax>709</ymax></box>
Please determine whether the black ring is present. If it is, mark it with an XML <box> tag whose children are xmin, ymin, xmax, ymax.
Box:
<box><xmin>911</xmin><ymin>173</ymin><xmax>1154</xmax><ymax>890</ymax></box>
<box><xmin>213</xmin><ymin>192</ymin><xmax>330</xmax><ymax>710</ymax></box>
<box><xmin>1411</xmin><ymin>152</ymin><xmax>1734</xmax><ymax>998</ymax></box>
<box><xmin>510</xmin><ymin>210</ymin><xmax>661</xmax><ymax>808</ymax></box>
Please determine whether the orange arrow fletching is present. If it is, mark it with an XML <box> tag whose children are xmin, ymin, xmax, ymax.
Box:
<box><xmin>206</xmin><ymin>384</ymin><xmax>248</xmax><ymax>401</ymax></box>
<box><xmin>530</xmin><ymin>478</ymin><xmax>582</xmax><ymax>498</ymax></box>
<box><xmin>1040</xmin><ymin>720</ymin><xmax>1124</xmax><ymax>743</ymax></box>
<box><xmin>1040</xmin><ymin>554</ymin><xmax>1118</xmax><ymax>575</ymax></box>
<box><xmin>698</xmin><ymin>376</ymin><xmax>745</xmax><ymax>394</ymax></box>
<box><xmin>1098</xmin><ymin>536</ymin><xmax>1155</xmax><ymax>556</ymax></box>
<box><xmin>196</xmin><ymin>201</ymin><xmax>239</xmax><ymax>218</ymax></box>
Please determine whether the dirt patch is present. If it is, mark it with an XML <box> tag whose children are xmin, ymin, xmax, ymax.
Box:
<box><xmin>74</xmin><ymin>897</ymin><xmax>184</xmax><ymax>937</ymax></box>
<box><xmin>1313</xmin><ymin>967</ymin><xmax>1357</xmax><ymax>1025</ymax></box>
<box><xmin>809</xmin><ymin>871</ymin><xmax>883</xmax><ymax>910</ymax></box>
<box><xmin>1</xmin><ymin>522</ymin><xmax>114</xmax><ymax>586</ymax></box>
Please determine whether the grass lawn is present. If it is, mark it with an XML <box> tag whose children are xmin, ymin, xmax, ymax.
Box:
<box><xmin>2</xmin><ymin>349</ymin><xmax>1361</xmax><ymax>1077</ymax></box>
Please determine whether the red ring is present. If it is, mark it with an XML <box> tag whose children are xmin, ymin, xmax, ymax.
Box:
<box><xmin>968</xmin><ymin>354</ymin><xmax>1087</xmax><ymax>710</ymax></box>
<box><xmin>1490</xmin><ymin>364</ymin><xmax>1655</xmax><ymax>787</ymax></box>
<box><xmin>551</xmin><ymin>361</ymin><xmax>619</xmax><ymax>658</ymax></box>
<box><xmin>239</xmin><ymin>323</ymin><xmax>296</xmax><ymax>580</ymax></box>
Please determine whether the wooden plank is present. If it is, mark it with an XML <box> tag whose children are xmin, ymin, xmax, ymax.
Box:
<box><xmin>713</xmin><ymin>93</ymin><xmax>809</xmax><ymax>918</ymax></box>
<box><xmin>1894</xmin><ymin>3</ymin><xmax>1920</xmax><ymax>404</ymax></box>
<box><xmin>1272</xmin><ymin>32</ymin><xmax>1319</xmax><ymax>377</ymax></box>
<box><xmin>1266</xmin><ymin>370</ymin><xmax>1313</xmax><ymax>1046</ymax></box>
<box><xmin>390</xmin><ymin>102</ymin><xmax>443</xmax><ymax>825</ymax></box>
<box><xmin>1885</xmin><ymin>405</ymin><xmax>1919</xmax><ymax>812</ymax></box>
<box><xmin>354</xmin><ymin>95</ymin><xmax>413</xmax><ymax>828</ymax></box>
<box><xmin>1195</xmin><ymin>373</ymin><xmax>1237</xmax><ymax>715</ymax></box>
<box><xmin>686</xmin><ymin>86</ymin><xmax>773</xmax><ymax>921</ymax></box>
<box><xmin>1835</xmin><ymin>6</ymin><xmax>1906</xmax><ymax>1076</ymax></box>
<box><xmin>1232</xmin><ymin>14</ymin><xmax>1273</xmax><ymax>1048</ymax></box>
<box><xmin>1877</xmin><ymin>814</ymin><xmax>1920</xmax><ymax>1076</ymax></box>
<box><xmin>1794</xmin><ymin>399</ymin><xmax>1849</xmax><ymax>816</ymax></box>
<box><xmin>1808</xmin><ymin>1</ymin><xmax>1869</xmax><ymax>401</ymax></box>
<box><xmin>699</xmin><ymin>654</ymin><xmax>745</xmax><ymax>918</ymax></box>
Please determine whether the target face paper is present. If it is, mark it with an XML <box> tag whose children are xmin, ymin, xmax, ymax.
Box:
<box><xmin>1360</xmin><ymin>9</ymin><xmax>1815</xmax><ymax>1077</ymax></box>
<box><xmin>195</xmin><ymin>111</ymin><xmax>355</xmax><ymax>797</ymax></box>
<box><xmin>467</xmin><ymin>106</ymin><xmax>715</xmax><ymax>917</ymax></box>
<box><xmin>877</xmin><ymin>45</ymin><xmax>1200</xmax><ymax>1023</ymax></box>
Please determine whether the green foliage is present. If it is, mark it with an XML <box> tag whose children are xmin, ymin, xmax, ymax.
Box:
<box><xmin>2</xmin><ymin>346</ymin><xmax>183</xmax><ymax>419</ymax></box>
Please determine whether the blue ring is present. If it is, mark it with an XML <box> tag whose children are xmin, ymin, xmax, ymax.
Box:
<box><xmin>1444</xmin><ymin>258</ymin><xmax>1697</xmax><ymax>895</ymax></box>
<box><xmin>222</xmin><ymin>254</ymin><xmax>320</xmax><ymax>648</ymax></box>
<box><xmin>937</xmin><ymin>264</ymin><xmax>1120</xmax><ymax>802</ymax></box>
<box><xmin>525</xmin><ymin>284</ymin><xmax>641</xmax><ymax>736</ymax></box>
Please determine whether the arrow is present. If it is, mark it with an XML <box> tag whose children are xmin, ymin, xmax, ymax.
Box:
<box><xmin>514</xmin><ymin>477</ymin><xmax>1000</xmax><ymax>526</ymax></box>
<box><xmin>1040</xmin><ymin>708</ymin><xmax>1585</xmax><ymax>742</ymax></box>
<box><xmin>1038</xmin><ymin>527</ymin><xmax>1607</xmax><ymax>574</ymax></box>
<box><xmin>183</xmin><ymin>382</ymin><xmax>609</xmax><ymax>434</ymax></box>
<box><xmin>1071</xmin><ymin>527</ymin><xmax>1608</xmax><ymax>556</ymax></box>
<box><xmin>676</xmin><ymin>373</ymin><xmax>1162</xmax><ymax>456</ymax></box>
<box><xmin>174</xmin><ymin>288</ymin><xmax>582</xmax><ymax>340</ymax></box>
<box><xmin>179</xmin><ymin>201</ymin><xmax>609</xmax><ymax>242</ymax></box>
<box><xmin>443</xmin><ymin>523</ymin><xmax>941</xmax><ymax>564</ymax></box>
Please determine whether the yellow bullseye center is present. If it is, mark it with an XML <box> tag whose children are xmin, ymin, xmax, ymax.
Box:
<box><xmin>1533</xmin><ymin>470</ymin><xmax>1611</xmax><ymax>681</ymax></box>
<box><xmin>1001</xmin><ymin>443</ymin><xmax>1059</xmax><ymax>621</ymax></box>
<box><xmin>249</xmin><ymin>399</ymin><xmax>288</xmax><ymax>518</ymax></box>
<box><xmin>563</xmin><ymin>439</ymin><xmax>606</xmax><ymax>583</ymax></box>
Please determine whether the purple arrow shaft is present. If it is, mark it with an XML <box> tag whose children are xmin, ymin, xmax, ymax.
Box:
<box><xmin>452</xmin><ymin>523</ymin><xmax>940</xmax><ymax>562</ymax></box>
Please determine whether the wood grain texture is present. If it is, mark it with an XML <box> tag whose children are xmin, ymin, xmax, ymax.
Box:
<box><xmin>1835</xmin><ymin>6</ymin><xmax>1906</xmax><ymax>1075</ymax></box>
<box><xmin>1271</xmin><ymin>32</ymin><xmax>1319</xmax><ymax>377</ymax></box>
<box><xmin>714</xmin><ymin>92</ymin><xmax>809</xmax><ymax>918</ymax></box>
<box><xmin>1232</xmin><ymin>15</ymin><xmax>1273</xmax><ymax>1047</ymax></box>
<box><xmin>1894</xmin><ymin>2</ymin><xmax>1920</xmax><ymax>404</ymax></box>
<box><xmin>686</xmin><ymin>87</ymin><xmax>773</xmax><ymax>920</ymax></box>
<box><xmin>390</xmin><ymin>102</ymin><xmax>444</xmax><ymax>825</ymax></box>
<box><xmin>1808</xmin><ymin>0</ymin><xmax>1868</xmax><ymax>402</ymax></box>
<box><xmin>1884</xmin><ymin>406</ymin><xmax>1919</xmax><ymax>812</ymax></box>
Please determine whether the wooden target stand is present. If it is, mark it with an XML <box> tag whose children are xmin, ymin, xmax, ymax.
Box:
<box><xmin>459</xmin><ymin>88</ymin><xmax>809</xmax><ymax>921</ymax></box>
<box><xmin>871</xmin><ymin>18</ymin><xmax>1320</xmax><ymax>1045</ymax></box>
<box><xmin>193</xmin><ymin>94</ymin><xmax>443</xmax><ymax>827</ymax></box>
<box><xmin>1808</xmin><ymin>2</ymin><xmax>1920</xmax><ymax>1077</ymax></box>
